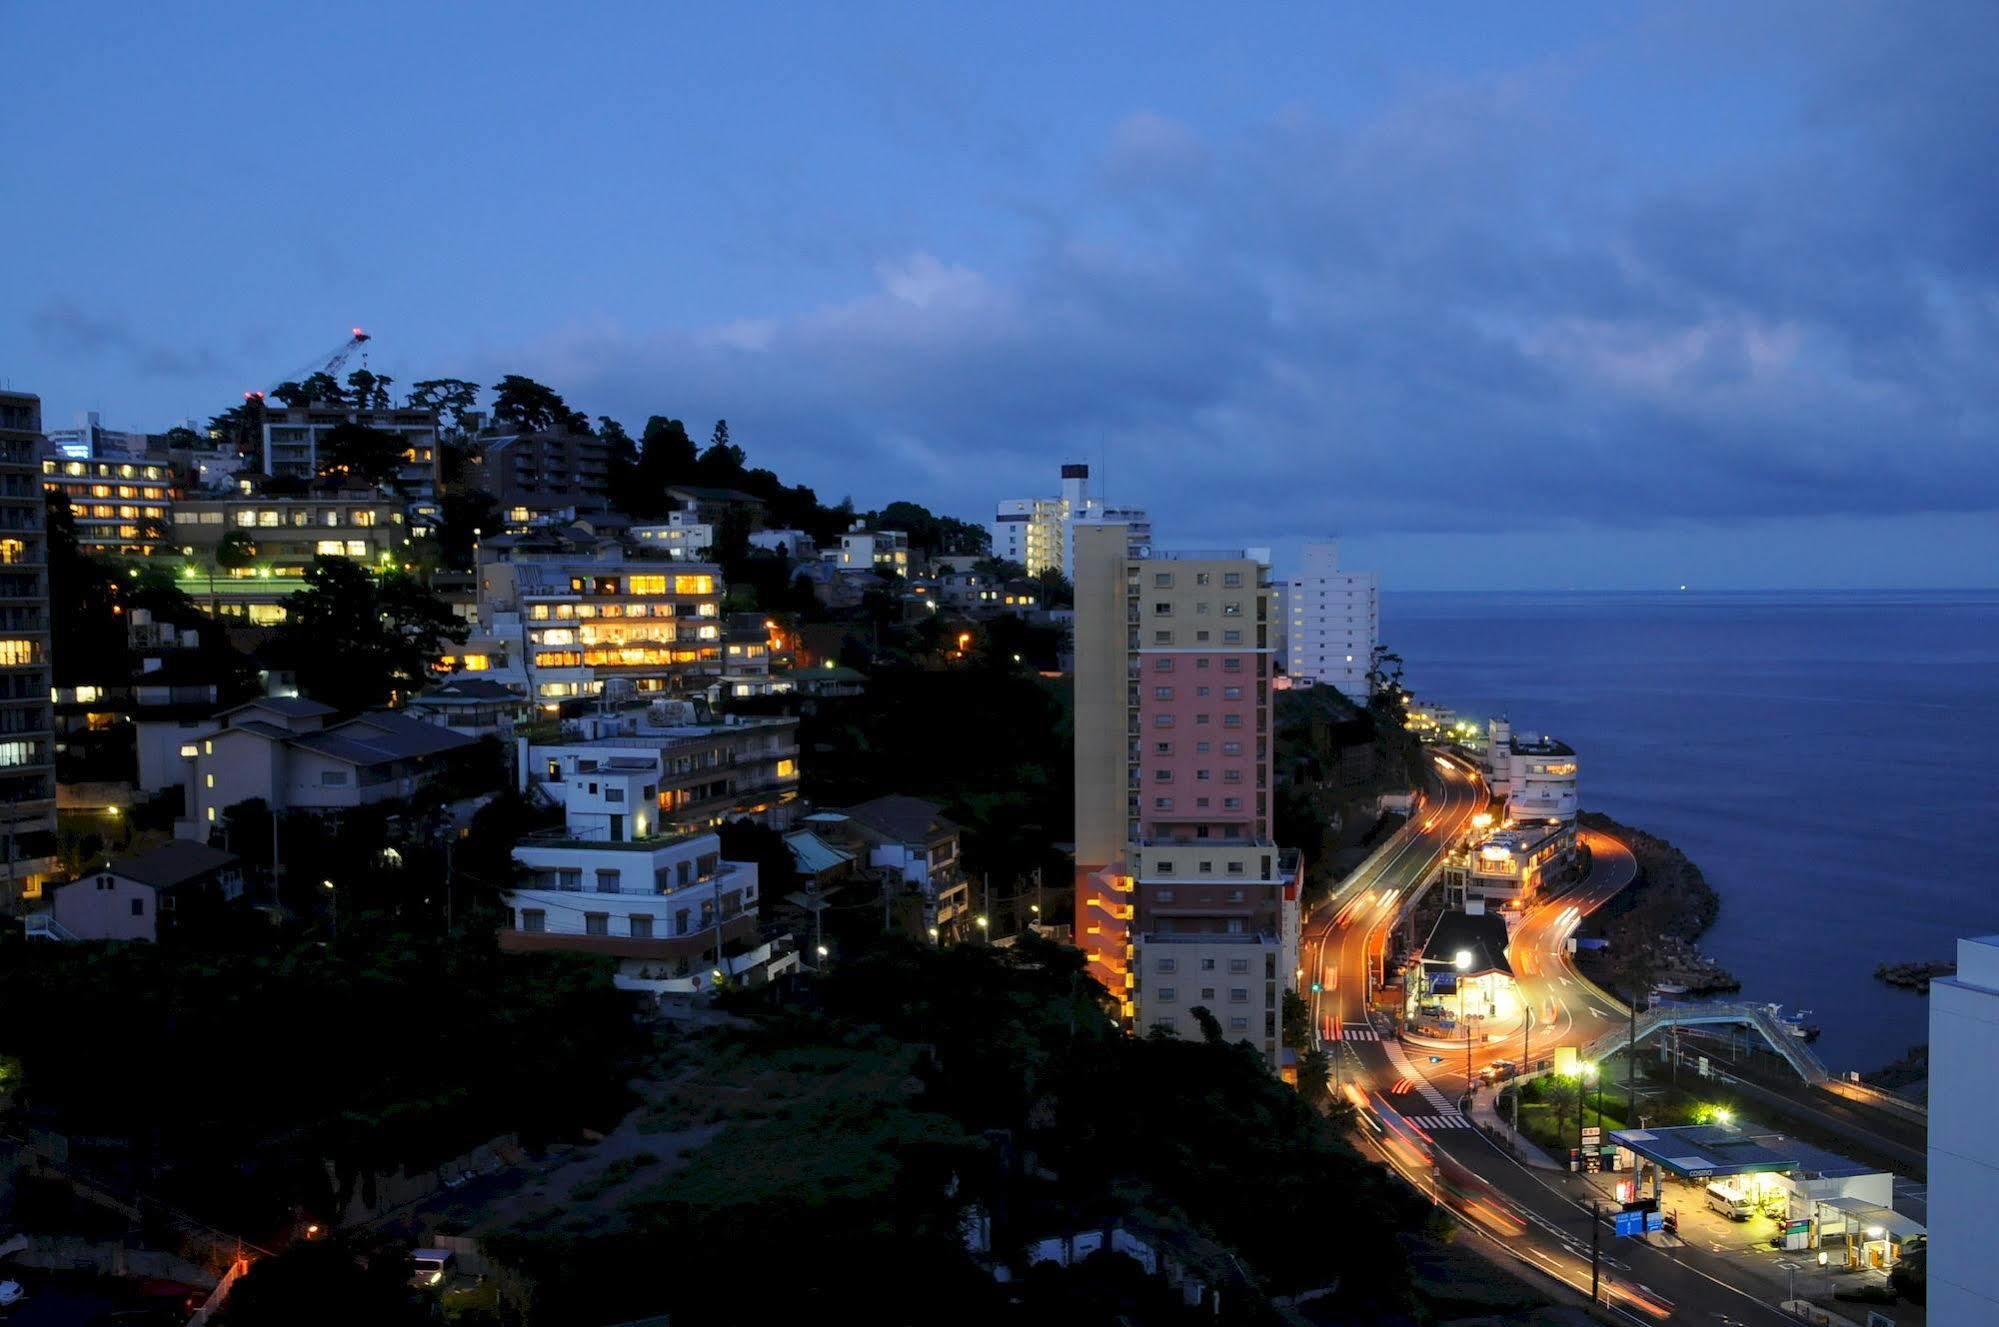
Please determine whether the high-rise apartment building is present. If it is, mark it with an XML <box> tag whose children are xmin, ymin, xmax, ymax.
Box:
<box><xmin>0</xmin><ymin>392</ymin><xmax>58</xmax><ymax>905</ymax></box>
<box><xmin>1073</xmin><ymin>523</ymin><xmax>1301</xmax><ymax>1068</ymax></box>
<box><xmin>992</xmin><ymin>463</ymin><xmax>1149</xmax><ymax>580</ymax></box>
<box><xmin>1283</xmin><ymin>540</ymin><xmax>1378</xmax><ymax>701</ymax></box>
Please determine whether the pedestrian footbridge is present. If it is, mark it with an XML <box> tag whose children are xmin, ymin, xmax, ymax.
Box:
<box><xmin>1575</xmin><ymin>1002</ymin><xmax>1829</xmax><ymax>1085</ymax></box>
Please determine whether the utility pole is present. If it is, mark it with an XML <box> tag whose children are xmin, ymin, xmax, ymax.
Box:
<box><xmin>1514</xmin><ymin>1006</ymin><xmax>1530</xmax><ymax>1134</ymax></box>
<box><xmin>1589</xmin><ymin>1202</ymin><xmax>1601</xmax><ymax>1305</ymax></box>
<box><xmin>1627</xmin><ymin>984</ymin><xmax>1639</xmax><ymax>1124</ymax></box>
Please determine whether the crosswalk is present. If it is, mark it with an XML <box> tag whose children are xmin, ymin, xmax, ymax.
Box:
<box><xmin>1341</xmin><ymin>1026</ymin><xmax>1380</xmax><ymax>1041</ymax></box>
<box><xmin>1401</xmin><ymin>1114</ymin><xmax>1471</xmax><ymax>1130</ymax></box>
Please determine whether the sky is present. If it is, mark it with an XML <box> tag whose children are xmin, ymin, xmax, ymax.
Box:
<box><xmin>4</xmin><ymin>2</ymin><xmax>1996</xmax><ymax>589</ymax></box>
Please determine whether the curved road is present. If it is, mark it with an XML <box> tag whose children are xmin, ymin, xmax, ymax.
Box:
<box><xmin>1312</xmin><ymin>790</ymin><xmax>1796</xmax><ymax>1323</ymax></box>
<box><xmin>1302</xmin><ymin>751</ymin><xmax>1485</xmax><ymax>1058</ymax></box>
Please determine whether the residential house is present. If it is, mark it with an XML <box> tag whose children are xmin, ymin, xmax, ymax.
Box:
<box><xmin>174</xmin><ymin>698</ymin><xmax>478</xmax><ymax>840</ymax></box>
<box><xmin>38</xmin><ymin>841</ymin><xmax>242</xmax><ymax>943</ymax></box>
<box><xmin>408</xmin><ymin>677</ymin><xmax>533</xmax><ymax>741</ymax></box>
<box><xmin>807</xmin><ymin>796</ymin><xmax>970</xmax><ymax>939</ymax></box>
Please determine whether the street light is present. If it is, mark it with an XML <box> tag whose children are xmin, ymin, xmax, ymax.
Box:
<box><xmin>1454</xmin><ymin>950</ymin><xmax>1474</xmax><ymax>1095</ymax></box>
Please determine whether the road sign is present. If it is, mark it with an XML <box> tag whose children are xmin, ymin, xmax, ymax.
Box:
<box><xmin>1645</xmin><ymin>1211</ymin><xmax>1664</xmax><ymax>1233</ymax></box>
<box><xmin>1614</xmin><ymin>1211</ymin><xmax>1644</xmax><ymax>1237</ymax></box>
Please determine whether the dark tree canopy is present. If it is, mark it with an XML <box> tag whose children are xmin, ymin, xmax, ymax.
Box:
<box><xmin>272</xmin><ymin>558</ymin><xmax>466</xmax><ymax>710</ymax></box>
<box><xmin>407</xmin><ymin>378</ymin><xmax>482</xmax><ymax>434</ymax></box>
<box><xmin>490</xmin><ymin>375</ymin><xmax>589</xmax><ymax>434</ymax></box>
<box><xmin>315</xmin><ymin>422</ymin><xmax>404</xmax><ymax>486</ymax></box>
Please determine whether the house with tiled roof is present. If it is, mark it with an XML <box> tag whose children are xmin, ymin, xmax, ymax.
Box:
<box><xmin>171</xmin><ymin>697</ymin><xmax>478</xmax><ymax>840</ymax></box>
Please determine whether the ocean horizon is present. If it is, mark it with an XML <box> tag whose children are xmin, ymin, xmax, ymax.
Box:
<box><xmin>1386</xmin><ymin>586</ymin><xmax>1999</xmax><ymax>1075</ymax></box>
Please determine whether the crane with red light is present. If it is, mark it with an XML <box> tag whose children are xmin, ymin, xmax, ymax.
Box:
<box><xmin>243</xmin><ymin>328</ymin><xmax>372</xmax><ymax>405</ymax></box>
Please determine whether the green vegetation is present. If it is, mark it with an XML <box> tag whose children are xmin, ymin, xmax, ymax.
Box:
<box><xmin>269</xmin><ymin>556</ymin><xmax>467</xmax><ymax>710</ymax></box>
<box><xmin>0</xmin><ymin>918</ymin><xmax>645</xmax><ymax>1242</ymax></box>
<box><xmin>1273</xmin><ymin>683</ymin><xmax>1424</xmax><ymax>901</ymax></box>
<box><xmin>481</xmin><ymin>935</ymin><xmax>1424</xmax><ymax>1324</ymax></box>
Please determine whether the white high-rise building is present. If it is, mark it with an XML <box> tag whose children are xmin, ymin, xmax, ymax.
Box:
<box><xmin>991</xmin><ymin>463</ymin><xmax>1149</xmax><ymax>579</ymax></box>
<box><xmin>1283</xmin><ymin>540</ymin><xmax>1378</xmax><ymax>701</ymax></box>
<box><xmin>1929</xmin><ymin>934</ymin><xmax>1999</xmax><ymax>1326</ymax></box>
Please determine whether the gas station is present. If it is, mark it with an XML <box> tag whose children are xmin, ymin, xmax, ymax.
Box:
<box><xmin>1608</xmin><ymin>1124</ymin><xmax>1925</xmax><ymax>1270</ymax></box>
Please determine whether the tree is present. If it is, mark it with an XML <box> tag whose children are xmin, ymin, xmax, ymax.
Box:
<box><xmin>315</xmin><ymin>422</ymin><xmax>404</xmax><ymax>487</ymax></box>
<box><xmin>343</xmin><ymin>368</ymin><xmax>394</xmax><ymax>410</ymax></box>
<box><xmin>215</xmin><ymin>529</ymin><xmax>260</xmax><ymax>573</ymax></box>
<box><xmin>1297</xmin><ymin>1048</ymin><xmax>1334</xmax><ymax>1110</ymax></box>
<box><xmin>972</xmin><ymin>556</ymin><xmax>1029</xmax><ymax>581</ymax></box>
<box><xmin>1034</xmin><ymin>567</ymin><xmax>1074</xmax><ymax>608</ymax></box>
<box><xmin>1365</xmin><ymin>645</ymin><xmax>1409</xmax><ymax>719</ymax></box>
<box><xmin>407</xmin><ymin>378</ymin><xmax>483</xmax><ymax>435</ymax></box>
<box><xmin>1282</xmin><ymin>989</ymin><xmax>1312</xmax><ymax>1048</ymax></box>
<box><xmin>206</xmin><ymin>396</ymin><xmax>266</xmax><ymax>458</ymax></box>
<box><xmin>217</xmin><ymin>1239</ymin><xmax>429</xmax><ymax>1326</ymax></box>
<box><xmin>490</xmin><ymin>375</ymin><xmax>588</xmax><ymax>434</ymax></box>
<box><xmin>272</xmin><ymin>558</ymin><xmax>466</xmax><ymax>710</ymax></box>
<box><xmin>716</xmin><ymin>819</ymin><xmax>796</xmax><ymax>922</ymax></box>
<box><xmin>1188</xmin><ymin>1005</ymin><xmax>1225</xmax><ymax>1045</ymax></box>
<box><xmin>45</xmin><ymin>496</ymin><xmax>126</xmax><ymax>686</ymax></box>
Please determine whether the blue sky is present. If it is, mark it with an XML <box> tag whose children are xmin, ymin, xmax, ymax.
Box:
<box><xmin>5</xmin><ymin>2</ymin><xmax>1995</xmax><ymax>588</ymax></box>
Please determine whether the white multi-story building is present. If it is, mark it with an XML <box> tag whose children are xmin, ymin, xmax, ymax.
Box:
<box><xmin>828</xmin><ymin>524</ymin><xmax>909</xmax><ymax>576</ymax></box>
<box><xmin>991</xmin><ymin>463</ymin><xmax>1150</xmax><ymax>579</ymax></box>
<box><xmin>519</xmin><ymin>701</ymin><xmax>801</xmax><ymax>833</ymax></box>
<box><xmin>1930</xmin><ymin>934</ymin><xmax>1999</xmax><ymax>1327</ymax></box>
<box><xmin>499</xmin><ymin>761</ymin><xmax>767</xmax><ymax>981</ymax></box>
<box><xmin>1283</xmin><ymin>540</ymin><xmax>1378</xmax><ymax>701</ymax></box>
<box><xmin>747</xmin><ymin>528</ymin><xmax>815</xmax><ymax>560</ymax></box>
<box><xmin>1483</xmin><ymin>720</ymin><xmax>1580</xmax><ymax>822</ymax></box>
<box><xmin>627</xmin><ymin>511</ymin><xmax>715</xmax><ymax>560</ymax></box>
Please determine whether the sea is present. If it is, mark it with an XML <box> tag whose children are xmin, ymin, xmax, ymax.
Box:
<box><xmin>1386</xmin><ymin>589</ymin><xmax>1999</xmax><ymax>1076</ymax></box>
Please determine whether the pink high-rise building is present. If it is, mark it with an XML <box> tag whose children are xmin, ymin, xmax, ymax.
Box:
<box><xmin>1073</xmin><ymin>523</ymin><xmax>1301</xmax><ymax>1068</ymax></box>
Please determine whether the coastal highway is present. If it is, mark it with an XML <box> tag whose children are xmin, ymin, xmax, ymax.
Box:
<box><xmin>1406</xmin><ymin>829</ymin><xmax>1640</xmax><ymax>1095</ymax></box>
<box><xmin>1312</xmin><ymin>793</ymin><xmax>1798</xmax><ymax>1321</ymax></box>
<box><xmin>1302</xmin><ymin>751</ymin><xmax>1486</xmax><ymax>1060</ymax></box>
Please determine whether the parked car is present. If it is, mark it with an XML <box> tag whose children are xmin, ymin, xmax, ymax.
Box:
<box><xmin>0</xmin><ymin>1280</ymin><xmax>25</xmax><ymax>1308</ymax></box>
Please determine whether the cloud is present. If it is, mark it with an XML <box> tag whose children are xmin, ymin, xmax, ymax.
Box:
<box><xmin>485</xmin><ymin>7</ymin><xmax>1999</xmax><ymax>546</ymax></box>
<box><xmin>31</xmin><ymin>302</ymin><xmax>224</xmax><ymax>378</ymax></box>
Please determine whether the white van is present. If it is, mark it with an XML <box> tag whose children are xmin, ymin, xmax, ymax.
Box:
<box><xmin>409</xmin><ymin>1248</ymin><xmax>457</xmax><ymax>1288</ymax></box>
<box><xmin>1704</xmin><ymin>1184</ymin><xmax>1754</xmax><ymax>1221</ymax></box>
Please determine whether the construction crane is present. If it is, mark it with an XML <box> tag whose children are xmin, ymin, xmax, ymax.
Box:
<box><xmin>245</xmin><ymin>328</ymin><xmax>372</xmax><ymax>403</ymax></box>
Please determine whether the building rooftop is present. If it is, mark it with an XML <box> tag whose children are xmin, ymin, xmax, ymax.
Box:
<box><xmin>1419</xmin><ymin>909</ymin><xmax>1513</xmax><ymax>977</ymax></box>
<box><xmin>101</xmin><ymin>840</ymin><xmax>239</xmax><ymax>890</ymax></box>
<box><xmin>784</xmin><ymin>830</ymin><xmax>854</xmax><ymax>876</ymax></box>
<box><xmin>289</xmin><ymin>712</ymin><xmax>478</xmax><ymax>766</ymax></box>
<box><xmin>1508</xmin><ymin>733</ymin><xmax>1576</xmax><ymax>757</ymax></box>
<box><xmin>827</xmin><ymin>795</ymin><xmax>959</xmax><ymax>846</ymax></box>
<box><xmin>413</xmin><ymin>678</ymin><xmax>526</xmax><ymax>705</ymax></box>
<box><xmin>221</xmin><ymin>696</ymin><xmax>337</xmax><ymax>721</ymax></box>
<box><xmin>1609</xmin><ymin>1124</ymin><xmax>1880</xmax><ymax>1182</ymax></box>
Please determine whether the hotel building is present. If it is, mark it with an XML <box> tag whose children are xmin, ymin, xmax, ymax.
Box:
<box><xmin>1072</xmin><ymin>523</ymin><xmax>1301</xmax><ymax>1068</ymax></box>
<box><xmin>40</xmin><ymin>455</ymin><xmax>176</xmax><ymax>558</ymax></box>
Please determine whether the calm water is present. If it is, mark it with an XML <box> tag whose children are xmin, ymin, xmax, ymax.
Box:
<box><xmin>1388</xmin><ymin>589</ymin><xmax>1999</xmax><ymax>1074</ymax></box>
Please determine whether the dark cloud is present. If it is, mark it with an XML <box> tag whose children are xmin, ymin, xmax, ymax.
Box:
<box><xmin>31</xmin><ymin>302</ymin><xmax>223</xmax><ymax>379</ymax></box>
<box><xmin>493</xmin><ymin>7</ymin><xmax>1999</xmax><ymax>545</ymax></box>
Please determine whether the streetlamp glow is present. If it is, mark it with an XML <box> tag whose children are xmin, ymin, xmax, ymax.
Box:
<box><xmin>1453</xmin><ymin>949</ymin><xmax>1473</xmax><ymax>971</ymax></box>
<box><xmin>815</xmin><ymin>944</ymin><xmax>829</xmax><ymax>958</ymax></box>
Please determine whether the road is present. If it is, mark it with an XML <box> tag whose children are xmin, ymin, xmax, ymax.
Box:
<box><xmin>1302</xmin><ymin>751</ymin><xmax>1485</xmax><ymax>1065</ymax></box>
<box><xmin>1311</xmin><ymin>780</ymin><xmax>1798</xmax><ymax>1324</ymax></box>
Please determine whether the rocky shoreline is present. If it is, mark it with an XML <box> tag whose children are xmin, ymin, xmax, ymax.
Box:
<box><xmin>1574</xmin><ymin>811</ymin><xmax>1741</xmax><ymax>996</ymax></box>
<box><xmin>1874</xmin><ymin>960</ymin><xmax>1955</xmax><ymax>993</ymax></box>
